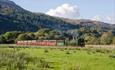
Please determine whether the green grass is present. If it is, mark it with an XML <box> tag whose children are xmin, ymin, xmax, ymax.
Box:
<box><xmin>0</xmin><ymin>46</ymin><xmax>115</xmax><ymax>70</ymax></box>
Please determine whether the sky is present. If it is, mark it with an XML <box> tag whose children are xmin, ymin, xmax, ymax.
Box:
<box><xmin>11</xmin><ymin>0</ymin><xmax>115</xmax><ymax>24</ymax></box>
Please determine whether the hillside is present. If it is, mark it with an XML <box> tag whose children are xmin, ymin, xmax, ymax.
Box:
<box><xmin>0</xmin><ymin>0</ymin><xmax>115</xmax><ymax>34</ymax></box>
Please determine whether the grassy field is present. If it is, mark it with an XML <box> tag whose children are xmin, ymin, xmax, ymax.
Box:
<box><xmin>0</xmin><ymin>45</ymin><xmax>115</xmax><ymax>70</ymax></box>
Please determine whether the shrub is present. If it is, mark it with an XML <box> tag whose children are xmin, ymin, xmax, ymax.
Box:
<box><xmin>44</xmin><ymin>49</ymin><xmax>49</xmax><ymax>53</ymax></box>
<box><xmin>66</xmin><ymin>51</ymin><xmax>70</xmax><ymax>54</ymax></box>
<box><xmin>109</xmin><ymin>54</ymin><xmax>115</xmax><ymax>58</ymax></box>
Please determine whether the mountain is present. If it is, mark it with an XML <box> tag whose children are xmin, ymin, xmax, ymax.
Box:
<box><xmin>62</xmin><ymin>18</ymin><xmax>115</xmax><ymax>31</ymax></box>
<box><xmin>0</xmin><ymin>0</ymin><xmax>115</xmax><ymax>34</ymax></box>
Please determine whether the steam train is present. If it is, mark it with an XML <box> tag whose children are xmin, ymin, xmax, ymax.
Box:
<box><xmin>16</xmin><ymin>39</ymin><xmax>85</xmax><ymax>47</ymax></box>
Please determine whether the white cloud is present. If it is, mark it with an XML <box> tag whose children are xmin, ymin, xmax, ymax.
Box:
<box><xmin>91</xmin><ymin>15</ymin><xmax>115</xmax><ymax>24</ymax></box>
<box><xmin>91</xmin><ymin>15</ymin><xmax>102</xmax><ymax>21</ymax></box>
<box><xmin>46</xmin><ymin>3</ymin><xmax>80</xmax><ymax>19</ymax></box>
<box><xmin>106</xmin><ymin>16</ymin><xmax>115</xmax><ymax>24</ymax></box>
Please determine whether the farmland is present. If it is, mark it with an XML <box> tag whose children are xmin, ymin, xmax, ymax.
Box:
<box><xmin>0</xmin><ymin>45</ymin><xmax>115</xmax><ymax>70</ymax></box>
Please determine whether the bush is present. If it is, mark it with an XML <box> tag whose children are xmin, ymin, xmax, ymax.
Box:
<box><xmin>66</xmin><ymin>51</ymin><xmax>70</xmax><ymax>54</ymax></box>
<box><xmin>109</xmin><ymin>54</ymin><xmax>115</xmax><ymax>58</ymax></box>
<box><xmin>44</xmin><ymin>49</ymin><xmax>49</xmax><ymax>53</ymax></box>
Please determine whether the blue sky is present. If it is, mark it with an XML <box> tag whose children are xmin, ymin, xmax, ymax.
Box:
<box><xmin>11</xmin><ymin>0</ymin><xmax>115</xmax><ymax>24</ymax></box>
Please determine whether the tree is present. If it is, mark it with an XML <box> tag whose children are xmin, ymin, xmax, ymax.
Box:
<box><xmin>35</xmin><ymin>28</ymin><xmax>66</xmax><ymax>40</ymax></box>
<box><xmin>84</xmin><ymin>34</ymin><xmax>99</xmax><ymax>45</ymax></box>
<box><xmin>2</xmin><ymin>31</ymin><xmax>21</xmax><ymax>43</ymax></box>
<box><xmin>16</xmin><ymin>34</ymin><xmax>29</xmax><ymax>41</ymax></box>
<box><xmin>35</xmin><ymin>28</ymin><xmax>50</xmax><ymax>39</ymax></box>
<box><xmin>0</xmin><ymin>35</ymin><xmax>6</xmax><ymax>44</ymax></box>
<box><xmin>112</xmin><ymin>37</ymin><xmax>115</xmax><ymax>44</ymax></box>
<box><xmin>100</xmin><ymin>31</ymin><xmax>113</xmax><ymax>45</ymax></box>
<box><xmin>27</xmin><ymin>33</ymin><xmax>36</xmax><ymax>40</ymax></box>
